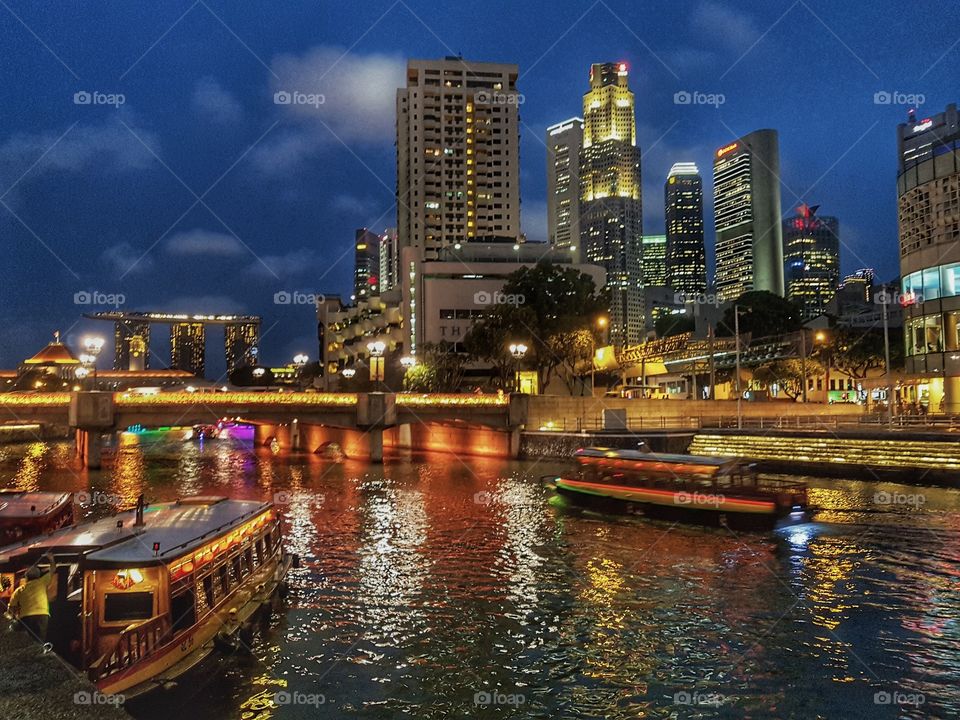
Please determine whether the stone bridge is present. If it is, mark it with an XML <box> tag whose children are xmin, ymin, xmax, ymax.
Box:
<box><xmin>0</xmin><ymin>391</ymin><xmax>528</xmax><ymax>466</ymax></box>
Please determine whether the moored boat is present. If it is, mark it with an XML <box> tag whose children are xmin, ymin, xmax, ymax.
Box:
<box><xmin>0</xmin><ymin>495</ymin><xmax>295</xmax><ymax>699</ymax></box>
<box><xmin>0</xmin><ymin>490</ymin><xmax>74</xmax><ymax>545</ymax></box>
<box><xmin>553</xmin><ymin>447</ymin><xmax>809</xmax><ymax>530</ymax></box>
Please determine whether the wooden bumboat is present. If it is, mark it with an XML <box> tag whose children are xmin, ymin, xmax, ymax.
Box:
<box><xmin>553</xmin><ymin>447</ymin><xmax>810</xmax><ymax>530</ymax></box>
<box><xmin>0</xmin><ymin>490</ymin><xmax>74</xmax><ymax>545</ymax></box>
<box><xmin>0</xmin><ymin>495</ymin><xmax>294</xmax><ymax>699</ymax></box>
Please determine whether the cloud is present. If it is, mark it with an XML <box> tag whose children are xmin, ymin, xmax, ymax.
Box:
<box><xmin>192</xmin><ymin>76</ymin><xmax>243</xmax><ymax>124</ymax></box>
<box><xmin>101</xmin><ymin>241</ymin><xmax>154</xmax><ymax>276</ymax></box>
<box><xmin>248</xmin><ymin>130</ymin><xmax>320</xmax><ymax>176</ymax></box>
<box><xmin>164</xmin><ymin>228</ymin><xmax>246</xmax><ymax>257</ymax></box>
<box><xmin>247</xmin><ymin>248</ymin><xmax>351</xmax><ymax>280</ymax></box>
<box><xmin>691</xmin><ymin>1</ymin><xmax>760</xmax><ymax>52</ymax></box>
<box><xmin>269</xmin><ymin>46</ymin><xmax>405</xmax><ymax>142</ymax></box>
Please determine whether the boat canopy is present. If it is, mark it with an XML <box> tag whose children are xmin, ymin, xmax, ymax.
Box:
<box><xmin>574</xmin><ymin>447</ymin><xmax>743</xmax><ymax>472</ymax></box>
<box><xmin>0</xmin><ymin>497</ymin><xmax>270</xmax><ymax>570</ymax></box>
<box><xmin>0</xmin><ymin>491</ymin><xmax>71</xmax><ymax>519</ymax></box>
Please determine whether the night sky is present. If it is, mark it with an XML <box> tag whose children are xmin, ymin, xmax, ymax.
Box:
<box><xmin>0</xmin><ymin>1</ymin><xmax>954</xmax><ymax>376</ymax></box>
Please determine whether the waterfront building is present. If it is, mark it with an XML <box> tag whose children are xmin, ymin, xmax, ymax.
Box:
<box><xmin>224</xmin><ymin>322</ymin><xmax>259</xmax><ymax>372</ymax></box>
<box><xmin>546</xmin><ymin>117</ymin><xmax>584</xmax><ymax>260</ymax></box>
<box><xmin>898</xmin><ymin>103</ymin><xmax>960</xmax><ymax>411</ymax></box>
<box><xmin>782</xmin><ymin>204</ymin><xmax>840</xmax><ymax>319</ymax></box>
<box><xmin>664</xmin><ymin>163</ymin><xmax>706</xmax><ymax>294</ymax></box>
<box><xmin>579</xmin><ymin>62</ymin><xmax>643</xmax><ymax>346</ymax></box>
<box><xmin>396</xmin><ymin>57</ymin><xmax>521</xmax><ymax>258</ymax></box>
<box><xmin>713</xmin><ymin>130</ymin><xmax>785</xmax><ymax>302</ymax></box>
<box><xmin>114</xmin><ymin>319</ymin><xmax>150</xmax><ymax>371</ymax></box>
<box><xmin>170</xmin><ymin>322</ymin><xmax>206</xmax><ymax>377</ymax></box>
<box><xmin>354</xmin><ymin>228</ymin><xmax>380</xmax><ymax>301</ymax></box>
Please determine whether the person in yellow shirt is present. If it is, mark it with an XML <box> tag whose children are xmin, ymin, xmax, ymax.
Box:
<box><xmin>8</xmin><ymin>551</ymin><xmax>56</xmax><ymax>641</ymax></box>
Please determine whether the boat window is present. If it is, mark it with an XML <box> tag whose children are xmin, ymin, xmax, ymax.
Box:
<box><xmin>170</xmin><ymin>589</ymin><xmax>196</xmax><ymax>633</ymax></box>
<box><xmin>231</xmin><ymin>555</ymin><xmax>243</xmax><ymax>583</ymax></box>
<box><xmin>255</xmin><ymin>538</ymin><xmax>264</xmax><ymax>564</ymax></box>
<box><xmin>199</xmin><ymin>575</ymin><xmax>214</xmax><ymax>611</ymax></box>
<box><xmin>245</xmin><ymin>547</ymin><xmax>255</xmax><ymax>572</ymax></box>
<box><xmin>217</xmin><ymin>565</ymin><xmax>230</xmax><ymax>596</ymax></box>
<box><xmin>103</xmin><ymin>592</ymin><xmax>154</xmax><ymax>623</ymax></box>
<box><xmin>264</xmin><ymin>532</ymin><xmax>273</xmax><ymax>554</ymax></box>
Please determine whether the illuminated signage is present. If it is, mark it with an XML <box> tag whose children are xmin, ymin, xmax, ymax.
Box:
<box><xmin>912</xmin><ymin>119</ymin><xmax>933</xmax><ymax>133</ymax></box>
<box><xmin>716</xmin><ymin>142</ymin><xmax>739</xmax><ymax>158</ymax></box>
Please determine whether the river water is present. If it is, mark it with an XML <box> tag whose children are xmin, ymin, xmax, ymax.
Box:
<box><xmin>1</xmin><ymin>431</ymin><xmax>958</xmax><ymax>719</ymax></box>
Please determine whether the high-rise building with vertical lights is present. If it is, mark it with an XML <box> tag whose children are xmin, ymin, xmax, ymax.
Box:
<box><xmin>170</xmin><ymin>323</ymin><xmax>205</xmax><ymax>377</ymax></box>
<box><xmin>546</xmin><ymin>117</ymin><xmax>584</xmax><ymax>260</ymax></box>
<box><xmin>641</xmin><ymin>235</ymin><xmax>667</xmax><ymax>287</ymax></box>
<box><xmin>898</xmin><ymin>103</ymin><xmax>960</xmax><ymax>411</ymax></box>
<box><xmin>224</xmin><ymin>322</ymin><xmax>259</xmax><ymax>372</ymax></box>
<box><xmin>713</xmin><ymin>129</ymin><xmax>784</xmax><ymax>302</ymax></box>
<box><xmin>664</xmin><ymin>162</ymin><xmax>706</xmax><ymax>294</ymax></box>
<box><xmin>579</xmin><ymin>62</ymin><xmax>643</xmax><ymax>346</ymax></box>
<box><xmin>114</xmin><ymin>319</ymin><xmax>150</xmax><ymax>371</ymax></box>
<box><xmin>379</xmin><ymin>227</ymin><xmax>399</xmax><ymax>293</ymax></box>
<box><xmin>354</xmin><ymin>228</ymin><xmax>380</xmax><ymax>302</ymax></box>
<box><xmin>396</xmin><ymin>58</ymin><xmax>521</xmax><ymax>258</ymax></box>
<box><xmin>782</xmin><ymin>204</ymin><xmax>840</xmax><ymax>319</ymax></box>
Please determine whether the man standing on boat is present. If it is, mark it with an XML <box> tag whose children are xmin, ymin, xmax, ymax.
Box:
<box><xmin>7</xmin><ymin>551</ymin><xmax>56</xmax><ymax>641</ymax></box>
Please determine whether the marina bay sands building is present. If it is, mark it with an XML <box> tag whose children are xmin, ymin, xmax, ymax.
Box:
<box><xmin>86</xmin><ymin>312</ymin><xmax>261</xmax><ymax>377</ymax></box>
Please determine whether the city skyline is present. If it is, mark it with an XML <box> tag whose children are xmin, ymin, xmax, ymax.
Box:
<box><xmin>0</xmin><ymin>1</ymin><xmax>949</xmax><ymax>371</ymax></box>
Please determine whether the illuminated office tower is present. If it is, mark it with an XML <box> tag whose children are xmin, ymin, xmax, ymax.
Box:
<box><xmin>114</xmin><ymin>320</ymin><xmax>150</xmax><ymax>371</ymax></box>
<box><xmin>396</xmin><ymin>57</ymin><xmax>521</xmax><ymax>257</ymax></box>
<box><xmin>579</xmin><ymin>62</ymin><xmax>643</xmax><ymax>346</ymax></box>
<box><xmin>224</xmin><ymin>322</ymin><xmax>260</xmax><ymax>372</ymax></box>
<box><xmin>354</xmin><ymin>228</ymin><xmax>380</xmax><ymax>301</ymax></box>
<box><xmin>782</xmin><ymin>204</ymin><xmax>840</xmax><ymax>319</ymax></box>
<box><xmin>546</xmin><ymin>117</ymin><xmax>584</xmax><ymax>260</ymax></box>
<box><xmin>713</xmin><ymin>130</ymin><xmax>784</xmax><ymax>302</ymax></box>
<box><xmin>664</xmin><ymin>162</ymin><xmax>706</xmax><ymax>294</ymax></box>
<box><xmin>170</xmin><ymin>322</ymin><xmax>206</xmax><ymax>377</ymax></box>
<box><xmin>641</xmin><ymin>234</ymin><xmax>668</xmax><ymax>287</ymax></box>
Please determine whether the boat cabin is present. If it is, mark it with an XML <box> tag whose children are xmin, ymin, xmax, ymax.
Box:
<box><xmin>0</xmin><ymin>491</ymin><xmax>74</xmax><ymax>546</ymax></box>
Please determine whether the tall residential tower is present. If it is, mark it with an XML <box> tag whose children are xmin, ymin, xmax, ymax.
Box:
<box><xmin>664</xmin><ymin>162</ymin><xmax>706</xmax><ymax>295</ymax></box>
<box><xmin>546</xmin><ymin>117</ymin><xmax>584</xmax><ymax>260</ymax></box>
<box><xmin>396</xmin><ymin>58</ymin><xmax>521</xmax><ymax>258</ymax></box>
<box><xmin>713</xmin><ymin>130</ymin><xmax>784</xmax><ymax>302</ymax></box>
<box><xmin>579</xmin><ymin>62</ymin><xmax>643</xmax><ymax>346</ymax></box>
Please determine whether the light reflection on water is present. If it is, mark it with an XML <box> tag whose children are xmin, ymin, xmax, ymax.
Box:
<box><xmin>1</xmin><ymin>434</ymin><xmax>959</xmax><ymax>718</ymax></box>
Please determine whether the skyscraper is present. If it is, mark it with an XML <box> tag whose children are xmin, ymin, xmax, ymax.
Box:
<box><xmin>379</xmin><ymin>227</ymin><xmax>399</xmax><ymax>293</ymax></box>
<box><xmin>396</xmin><ymin>58</ymin><xmax>521</xmax><ymax>258</ymax></box>
<box><xmin>546</xmin><ymin>117</ymin><xmax>584</xmax><ymax>260</ymax></box>
<box><xmin>664</xmin><ymin>162</ymin><xmax>706</xmax><ymax>295</ymax></box>
<box><xmin>354</xmin><ymin>228</ymin><xmax>380</xmax><ymax>302</ymax></box>
<box><xmin>579</xmin><ymin>62</ymin><xmax>643</xmax><ymax>346</ymax></box>
<box><xmin>113</xmin><ymin>319</ymin><xmax>150</xmax><ymax>371</ymax></box>
<box><xmin>170</xmin><ymin>323</ymin><xmax>205</xmax><ymax>377</ymax></box>
<box><xmin>782</xmin><ymin>204</ymin><xmax>840</xmax><ymax>319</ymax></box>
<box><xmin>898</xmin><ymin>103</ymin><xmax>960</xmax><ymax>411</ymax></box>
<box><xmin>713</xmin><ymin>130</ymin><xmax>784</xmax><ymax>302</ymax></box>
<box><xmin>641</xmin><ymin>235</ymin><xmax>667</xmax><ymax>287</ymax></box>
<box><xmin>224</xmin><ymin>322</ymin><xmax>260</xmax><ymax>373</ymax></box>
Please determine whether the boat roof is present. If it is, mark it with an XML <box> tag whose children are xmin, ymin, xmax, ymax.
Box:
<box><xmin>575</xmin><ymin>447</ymin><xmax>741</xmax><ymax>470</ymax></box>
<box><xmin>0</xmin><ymin>491</ymin><xmax>71</xmax><ymax>519</ymax></box>
<box><xmin>0</xmin><ymin>497</ymin><xmax>270</xmax><ymax>569</ymax></box>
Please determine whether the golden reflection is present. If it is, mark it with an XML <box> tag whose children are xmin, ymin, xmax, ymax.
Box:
<box><xmin>109</xmin><ymin>433</ymin><xmax>146</xmax><ymax>507</ymax></box>
<box><xmin>578</xmin><ymin>555</ymin><xmax>632</xmax><ymax>679</ymax></box>
<box><xmin>239</xmin><ymin>674</ymin><xmax>288</xmax><ymax>720</ymax></box>
<box><xmin>11</xmin><ymin>441</ymin><xmax>48</xmax><ymax>491</ymax></box>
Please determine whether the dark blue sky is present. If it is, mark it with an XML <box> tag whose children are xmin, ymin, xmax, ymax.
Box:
<box><xmin>0</xmin><ymin>0</ymin><xmax>954</xmax><ymax>375</ymax></box>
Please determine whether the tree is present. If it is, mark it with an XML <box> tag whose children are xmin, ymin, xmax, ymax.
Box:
<box><xmin>717</xmin><ymin>291</ymin><xmax>802</xmax><ymax>339</ymax></box>
<box><xmin>753</xmin><ymin>358</ymin><xmax>822</xmax><ymax>400</ymax></box>
<box><xmin>546</xmin><ymin>328</ymin><xmax>595</xmax><ymax>394</ymax></box>
<box><xmin>819</xmin><ymin>327</ymin><xmax>899</xmax><ymax>379</ymax></box>
<box><xmin>462</xmin><ymin>305</ymin><xmax>530</xmax><ymax>389</ymax></box>
<box><xmin>401</xmin><ymin>342</ymin><xmax>465</xmax><ymax>392</ymax></box>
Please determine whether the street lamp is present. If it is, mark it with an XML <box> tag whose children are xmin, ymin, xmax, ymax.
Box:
<box><xmin>400</xmin><ymin>356</ymin><xmax>416</xmax><ymax>369</ymax></box>
<box><xmin>75</xmin><ymin>366</ymin><xmax>90</xmax><ymax>390</ymax></box>
<box><xmin>292</xmin><ymin>353</ymin><xmax>309</xmax><ymax>390</ymax></box>
<box><xmin>367</xmin><ymin>340</ymin><xmax>386</xmax><ymax>391</ymax></box>
<box><xmin>509</xmin><ymin>342</ymin><xmax>527</xmax><ymax>392</ymax></box>
<box><xmin>342</xmin><ymin>367</ymin><xmax>356</xmax><ymax>379</ymax></box>
<box><xmin>590</xmin><ymin>316</ymin><xmax>609</xmax><ymax>396</ymax></box>
<box><xmin>734</xmin><ymin>306</ymin><xmax>744</xmax><ymax>429</ymax></box>
<box><xmin>814</xmin><ymin>331</ymin><xmax>830</xmax><ymax>404</ymax></box>
<box><xmin>82</xmin><ymin>336</ymin><xmax>104</xmax><ymax>390</ymax></box>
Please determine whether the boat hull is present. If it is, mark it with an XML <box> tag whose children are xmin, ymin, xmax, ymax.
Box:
<box><xmin>554</xmin><ymin>477</ymin><xmax>790</xmax><ymax>531</ymax></box>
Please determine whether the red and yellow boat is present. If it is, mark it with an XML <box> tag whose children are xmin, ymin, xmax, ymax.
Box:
<box><xmin>0</xmin><ymin>495</ymin><xmax>294</xmax><ymax>699</ymax></box>
<box><xmin>0</xmin><ymin>490</ymin><xmax>74</xmax><ymax>545</ymax></box>
<box><xmin>553</xmin><ymin>447</ymin><xmax>809</xmax><ymax>530</ymax></box>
